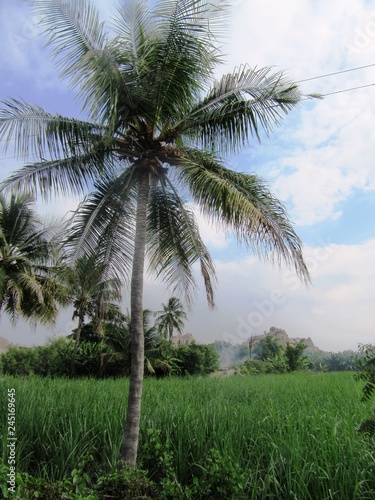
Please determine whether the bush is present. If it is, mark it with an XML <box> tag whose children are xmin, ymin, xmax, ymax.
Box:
<box><xmin>0</xmin><ymin>339</ymin><xmax>220</xmax><ymax>378</ymax></box>
<box><xmin>1</xmin><ymin>339</ymin><xmax>85</xmax><ymax>378</ymax></box>
<box><xmin>285</xmin><ymin>341</ymin><xmax>308</xmax><ymax>371</ymax></box>
<box><xmin>238</xmin><ymin>355</ymin><xmax>289</xmax><ymax>375</ymax></box>
<box><xmin>356</xmin><ymin>343</ymin><xmax>375</xmax><ymax>436</ymax></box>
<box><xmin>175</xmin><ymin>344</ymin><xmax>219</xmax><ymax>375</ymax></box>
<box><xmin>1</xmin><ymin>346</ymin><xmax>38</xmax><ymax>377</ymax></box>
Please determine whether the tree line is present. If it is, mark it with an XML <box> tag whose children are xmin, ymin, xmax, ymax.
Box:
<box><xmin>214</xmin><ymin>338</ymin><xmax>362</xmax><ymax>373</ymax></box>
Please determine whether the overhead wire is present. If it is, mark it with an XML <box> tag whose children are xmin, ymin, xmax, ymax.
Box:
<box><xmin>321</xmin><ymin>82</ymin><xmax>375</xmax><ymax>97</ymax></box>
<box><xmin>296</xmin><ymin>63</ymin><xmax>375</xmax><ymax>84</ymax></box>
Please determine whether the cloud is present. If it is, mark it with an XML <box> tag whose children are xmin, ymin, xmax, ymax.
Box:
<box><xmin>181</xmin><ymin>238</ymin><xmax>375</xmax><ymax>352</ymax></box>
<box><xmin>227</xmin><ymin>0</ymin><xmax>371</xmax><ymax>75</ymax></box>
<box><xmin>218</xmin><ymin>1</ymin><xmax>375</xmax><ymax>227</ymax></box>
<box><xmin>0</xmin><ymin>5</ymin><xmax>62</xmax><ymax>93</ymax></box>
<box><xmin>268</xmin><ymin>88</ymin><xmax>375</xmax><ymax>225</ymax></box>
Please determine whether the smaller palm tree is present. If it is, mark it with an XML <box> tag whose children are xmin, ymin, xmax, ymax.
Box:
<box><xmin>105</xmin><ymin>308</ymin><xmax>168</xmax><ymax>375</ymax></box>
<box><xmin>154</xmin><ymin>297</ymin><xmax>188</xmax><ymax>341</ymax></box>
<box><xmin>61</xmin><ymin>255</ymin><xmax>122</xmax><ymax>375</ymax></box>
<box><xmin>0</xmin><ymin>193</ymin><xmax>63</xmax><ymax>324</ymax></box>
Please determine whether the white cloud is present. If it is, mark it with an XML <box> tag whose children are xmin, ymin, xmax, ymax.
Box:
<box><xmin>227</xmin><ymin>0</ymin><xmax>370</xmax><ymax>76</ymax></box>
<box><xmin>4</xmin><ymin>239</ymin><xmax>373</xmax><ymax>353</ymax></box>
<box><xmin>269</xmin><ymin>87</ymin><xmax>375</xmax><ymax>224</ymax></box>
<box><xmin>222</xmin><ymin>0</ymin><xmax>375</xmax><ymax>226</ymax></box>
<box><xmin>180</xmin><ymin>238</ymin><xmax>375</xmax><ymax>352</ymax></box>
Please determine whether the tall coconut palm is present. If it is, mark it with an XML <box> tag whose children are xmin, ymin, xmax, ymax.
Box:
<box><xmin>0</xmin><ymin>0</ymin><xmax>311</xmax><ymax>467</ymax></box>
<box><xmin>0</xmin><ymin>192</ymin><xmax>62</xmax><ymax>323</ymax></box>
<box><xmin>155</xmin><ymin>296</ymin><xmax>187</xmax><ymax>341</ymax></box>
<box><xmin>62</xmin><ymin>254</ymin><xmax>122</xmax><ymax>375</ymax></box>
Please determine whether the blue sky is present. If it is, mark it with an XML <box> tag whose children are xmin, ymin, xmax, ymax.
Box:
<box><xmin>0</xmin><ymin>0</ymin><xmax>374</xmax><ymax>352</ymax></box>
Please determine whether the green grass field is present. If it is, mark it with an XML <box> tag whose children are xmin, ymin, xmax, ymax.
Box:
<box><xmin>1</xmin><ymin>372</ymin><xmax>374</xmax><ymax>498</ymax></box>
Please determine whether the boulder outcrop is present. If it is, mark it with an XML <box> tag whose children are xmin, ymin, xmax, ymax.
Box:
<box><xmin>171</xmin><ymin>332</ymin><xmax>195</xmax><ymax>346</ymax></box>
<box><xmin>243</xmin><ymin>326</ymin><xmax>319</xmax><ymax>353</ymax></box>
<box><xmin>0</xmin><ymin>336</ymin><xmax>11</xmax><ymax>353</ymax></box>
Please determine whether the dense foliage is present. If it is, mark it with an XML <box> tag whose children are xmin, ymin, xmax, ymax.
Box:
<box><xmin>214</xmin><ymin>338</ymin><xmax>361</xmax><ymax>373</ymax></box>
<box><xmin>0</xmin><ymin>336</ymin><xmax>219</xmax><ymax>378</ymax></box>
<box><xmin>356</xmin><ymin>343</ymin><xmax>375</xmax><ymax>436</ymax></box>
<box><xmin>0</xmin><ymin>193</ymin><xmax>64</xmax><ymax>323</ymax></box>
<box><xmin>228</xmin><ymin>336</ymin><xmax>308</xmax><ymax>374</ymax></box>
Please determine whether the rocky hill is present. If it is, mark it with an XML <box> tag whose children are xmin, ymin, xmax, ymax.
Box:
<box><xmin>171</xmin><ymin>332</ymin><xmax>195</xmax><ymax>345</ymax></box>
<box><xmin>0</xmin><ymin>336</ymin><xmax>11</xmax><ymax>353</ymax></box>
<box><xmin>242</xmin><ymin>326</ymin><xmax>319</xmax><ymax>353</ymax></box>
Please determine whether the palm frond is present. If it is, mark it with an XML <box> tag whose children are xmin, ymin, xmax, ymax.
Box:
<box><xmin>176</xmin><ymin>149</ymin><xmax>310</xmax><ymax>284</ymax></box>
<box><xmin>177</xmin><ymin>65</ymin><xmax>302</xmax><ymax>153</ymax></box>
<box><xmin>156</xmin><ymin>0</ymin><xmax>228</xmax><ymax>49</ymax></box>
<box><xmin>2</xmin><ymin>270</ymin><xmax>60</xmax><ymax>324</ymax></box>
<box><xmin>0</xmin><ymin>150</ymin><xmax>117</xmax><ymax>200</ymax></box>
<box><xmin>65</xmin><ymin>170</ymin><xmax>137</xmax><ymax>282</ymax></box>
<box><xmin>0</xmin><ymin>192</ymin><xmax>39</xmax><ymax>240</ymax></box>
<box><xmin>30</xmin><ymin>1</ymin><xmax>140</xmax><ymax>129</ymax></box>
<box><xmin>32</xmin><ymin>0</ymin><xmax>107</xmax><ymax>80</ymax></box>
<box><xmin>146</xmin><ymin>177</ymin><xmax>216</xmax><ymax>308</ymax></box>
<box><xmin>0</xmin><ymin>98</ymin><xmax>106</xmax><ymax>159</ymax></box>
<box><xmin>142</xmin><ymin>0</ymin><xmax>228</xmax><ymax>126</ymax></box>
<box><xmin>112</xmin><ymin>0</ymin><xmax>154</xmax><ymax>69</ymax></box>
<box><xmin>357</xmin><ymin>416</ymin><xmax>375</xmax><ymax>436</ymax></box>
<box><xmin>3</xmin><ymin>278</ymin><xmax>23</xmax><ymax>323</ymax></box>
<box><xmin>31</xmin><ymin>1</ymin><xmax>150</xmax><ymax>129</ymax></box>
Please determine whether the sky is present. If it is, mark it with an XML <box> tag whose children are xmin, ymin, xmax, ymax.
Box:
<box><xmin>0</xmin><ymin>0</ymin><xmax>374</xmax><ymax>352</ymax></box>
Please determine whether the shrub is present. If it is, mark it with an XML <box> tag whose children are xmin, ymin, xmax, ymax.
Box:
<box><xmin>175</xmin><ymin>344</ymin><xmax>219</xmax><ymax>375</ymax></box>
<box><xmin>1</xmin><ymin>346</ymin><xmax>37</xmax><ymax>377</ymax></box>
<box><xmin>356</xmin><ymin>343</ymin><xmax>375</xmax><ymax>436</ymax></box>
<box><xmin>0</xmin><ymin>339</ymin><xmax>220</xmax><ymax>378</ymax></box>
<box><xmin>285</xmin><ymin>341</ymin><xmax>308</xmax><ymax>371</ymax></box>
<box><xmin>1</xmin><ymin>339</ymin><xmax>72</xmax><ymax>378</ymax></box>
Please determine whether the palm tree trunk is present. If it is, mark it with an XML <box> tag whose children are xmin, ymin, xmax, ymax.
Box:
<box><xmin>71</xmin><ymin>314</ymin><xmax>84</xmax><ymax>377</ymax></box>
<box><xmin>120</xmin><ymin>172</ymin><xmax>150</xmax><ymax>469</ymax></box>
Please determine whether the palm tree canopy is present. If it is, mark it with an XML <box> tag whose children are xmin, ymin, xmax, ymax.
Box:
<box><xmin>61</xmin><ymin>254</ymin><xmax>123</xmax><ymax>327</ymax></box>
<box><xmin>0</xmin><ymin>0</ymin><xmax>310</xmax><ymax>307</ymax></box>
<box><xmin>0</xmin><ymin>192</ymin><xmax>63</xmax><ymax>323</ymax></box>
<box><xmin>155</xmin><ymin>296</ymin><xmax>188</xmax><ymax>339</ymax></box>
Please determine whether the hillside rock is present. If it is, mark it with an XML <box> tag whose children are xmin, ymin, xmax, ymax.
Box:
<box><xmin>0</xmin><ymin>336</ymin><xmax>11</xmax><ymax>353</ymax></box>
<box><xmin>243</xmin><ymin>326</ymin><xmax>319</xmax><ymax>353</ymax></box>
<box><xmin>171</xmin><ymin>332</ymin><xmax>195</xmax><ymax>346</ymax></box>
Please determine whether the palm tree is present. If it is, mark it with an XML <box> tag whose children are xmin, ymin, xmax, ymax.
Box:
<box><xmin>62</xmin><ymin>255</ymin><xmax>122</xmax><ymax>375</ymax></box>
<box><xmin>155</xmin><ymin>296</ymin><xmax>187</xmax><ymax>341</ymax></box>
<box><xmin>0</xmin><ymin>0</ymin><xmax>311</xmax><ymax>467</ymax></box>
<box><xmin>105</xmin><ymin>308</ymin><xmax>174</xmax><ymax>375</ymax></box>
<box><xmin>0</xmin><ymin>192</ymin><xmax>62</xmax><ymax>323</ymax></box>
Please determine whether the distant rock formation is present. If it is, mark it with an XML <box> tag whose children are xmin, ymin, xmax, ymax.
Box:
<box><xmin>0</xmin><ymin>336</ymin><xmax>11</xmax><ymax>353</ymax></box>
<box><xmin>171</xmin><ymin>332</ymin><xmax>195</xmax><ymax>346</ymax></box>
<box><xmin>243</xmin><ymin>326</ymin><xmax>319</xmax><ymax>353</ymax></box>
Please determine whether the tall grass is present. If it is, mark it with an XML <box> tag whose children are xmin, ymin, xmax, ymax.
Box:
<box><xmin>1</xmin><ymin>372</ymin><xmax>374</xmax><ymax>498</ymax></box>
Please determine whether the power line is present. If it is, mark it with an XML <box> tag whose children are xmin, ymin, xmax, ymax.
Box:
<box><xmin>321</xmin><ymin>82</ymin><xmax>375</xmax><ymax>97</ymax></box>
<box><xmin>296</xmin><ymin>63</ymin><xmax>375</xmax><ymax>84</ymax></box>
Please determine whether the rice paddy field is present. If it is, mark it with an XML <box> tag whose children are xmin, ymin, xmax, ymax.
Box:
<box><xmin>1</xmin><ymin>371</ymin><xmax>375</xmax><ymax>499</ymax></box>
